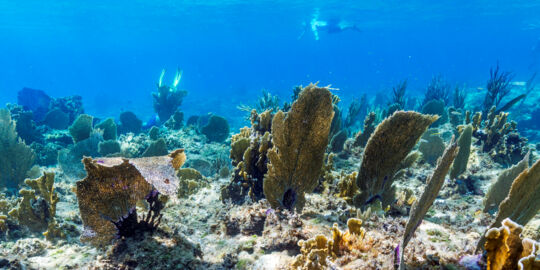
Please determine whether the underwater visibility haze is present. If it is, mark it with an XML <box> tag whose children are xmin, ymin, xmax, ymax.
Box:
<box><xmin>1</xmin><ymin>1</ymin><xmax>540</xmax><ymax>269</ymax></box>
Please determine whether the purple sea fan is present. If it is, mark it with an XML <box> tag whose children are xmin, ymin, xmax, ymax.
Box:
<box><xmin>459</xmin><ymin>254</ymin><xmax>483</xmax><ymax>270</ymax></box>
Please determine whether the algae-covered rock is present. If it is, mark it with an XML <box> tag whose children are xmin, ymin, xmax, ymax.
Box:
<box><xmin>0</xmin><ymin>109</ymin><xmax>36</xmax><ymax>189</ymax></box>
<box><xmin>69</xmin><ymin>114</ymin><xmax>93</xmax><ymax>143</ymax></box>
<box><xmin>449</xmin><ymin>124</ymin><xmax>473</xmax><ymax>179</ymax></box>
<box><xmin>177</xmin><ymin>168</ymin><xmax>205</xmax><ymax>198</ymax></box>
<box><xmin>76</xmin><ymin>150</ymin><xmax>185</xmax><ymax>246</ymax></box>
<box><xmin>199</xmin><ymin>114</ymin><xmax>230</xmax><ymax>143</ymax></box>
<box><xmin>95</xmin><ymin>118</ymin><xmax>117</xmax><ymax>141</ymax></box>
<box><xmin>355</xmin><ymin>111</ymin><xmax>438</xmax><ymax>208</ymax></box>
<box><xmin>263</xmin><ymin>84</ymin><xmax>334</xmax><ymax>211</ymax></box>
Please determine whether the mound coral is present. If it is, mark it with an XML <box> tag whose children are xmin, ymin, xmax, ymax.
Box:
<box><xmin>263</xmin><ymin>84</ymin><xmax>334</xmax><ymax>211</ymax></box>
<box><xmin>0</xmin><ymin>109</ymin><xmax>36</xmax><ymax>189</ymax></box>
<box><xmin>355</xmin><ymin>111</ymin><xmax>438</xmax><ymax>208</ymax></box>
<box><xmin>76</xmin><ymin>149</ymin><xmax>185</xmax><ymax>246</ymax></box>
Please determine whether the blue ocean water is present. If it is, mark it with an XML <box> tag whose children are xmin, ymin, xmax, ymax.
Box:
<box><xmin>1</xmin><ymin>0</ymin><xmax>539</xmax><ymax>128</ymax></box>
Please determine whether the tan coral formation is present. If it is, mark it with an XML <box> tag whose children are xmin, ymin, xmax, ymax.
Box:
<box><xmin>264</xmin><ymin>84</ymin><xmax>334</xmax><ymax>211</ymax></box>
<box><xmin>484</xmin><ymin>218</ymin><xmax>540</xmax><ymax>270</ymax></box>
<box><xmin>76</xmin><ymin>149</ymin><xmax>185</xmax><ymax>246</ymax></box>
<box><xmin>291</xmin><ymin>218</ymin><xmax>371</xmax><ymax>270</ymax></box>
<box><xmin>355</xmin><ymin>111</ymin><xmax>438</xmax><ymax>207</ymax></box>
<box><xmin>8</xmin><ymin>172</ymin><xmax>62</xmax><ymax>239</ymax></box>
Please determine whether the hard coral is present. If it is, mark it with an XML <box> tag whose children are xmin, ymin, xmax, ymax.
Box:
<box><xmin>263</xmin><ymin>84</ymin><xmax>334</xmax><ymax>211</ymax></box>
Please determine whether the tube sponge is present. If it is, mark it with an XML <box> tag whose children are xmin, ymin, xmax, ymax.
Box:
<box><xmin>263</xmin><ymin>84</ymin><xmax>334</xmax><ymax>211</ymax></box>
<box><xmin>355</xmin><ymin>111</ymin><xmax>438</xmax><ymax>207</ymax></box>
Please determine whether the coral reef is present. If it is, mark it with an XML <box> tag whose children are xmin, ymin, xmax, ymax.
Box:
<box><xmin>421</xmin><ymin>99</ymin><xmax>448</xmax><ymax>127</ymax></box>
<box><xmin>17</xmin><ymin>87</ymin><xmax>52</xmax><ymax>122</ymax></box>
<box><xmin>355</xmin><ymin>111</ymin><xmax>438</xmax><ymax>208</ymax></box>
<box><xmin>177</xmin><ymin>168</ymin><xmax>207</xmax><ymax>198</ymax></box>
<box><xmin>422</xmin><ymin>75</ymin><xmax>451</xmax><ymax>107</ymax></box>
<box><xmin>0</xmin><ymin>109</ymin><xmax>36</xmax><ymax>189</ymax></box>
<box><xmin>95</xmin><ymin>117</ymin><xmax>117</xmax><ymax>141</ymax></box>
<box><xmin>263</xmin><ymin>84</ymin><xmax>334</xmax><ymax>211</ymax></box>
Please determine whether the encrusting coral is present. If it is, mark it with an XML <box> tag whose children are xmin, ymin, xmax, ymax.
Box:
<box><xmin>0</xmin><ymin>109</ymin><xmax>36</xmax><ymax>189</ymax></box>
<box><xmin>483</xmin><ymin>151</ymin><xmax>529</xmax><ymax>213</ymax></box>
<box><xmin>291</xmin><ymin>218</ymin><xmax>370</xmax><ymax>270</ymax></box>
<box><xmin>355</xmin><ymin>111</ymin><xmax>438</xmax><ymax>208</ymax></box>
<box><xmin>263</xmin><ymin>84</ymin><xmax>334</xmax><ymax>211</ymax></box>
<box><xmin>484</xmin><ymin>218</ymin><xmax>540</xmax><ymax>270</ymax></box>
<box><xmin>398</xmin><ymin>137</ymin><xmax>459</xmax><ymax>270</ymax></box>
<box><xmin>76</xmin><ymin>149</ymin><xmax>185</xmax><ymax>246</ymax></box>
<box><xmin>478</xmin><ymin>157</ymin><xmax>540</xmax><ymax>251</ymax></box>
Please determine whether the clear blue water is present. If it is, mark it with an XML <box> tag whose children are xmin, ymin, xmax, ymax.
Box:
<box><xmin>1</xmin><ymin>0</ymin><xmax>539</xmax><ymax>127</ymax></box>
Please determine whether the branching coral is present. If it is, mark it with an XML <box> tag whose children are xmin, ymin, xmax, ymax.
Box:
<box><xmin>391</xmin><ymin>79</ymin><xmax>408</xmax><ymax>110</ymax></box>
<box><xmin>473</xmin><ymin>107</ymin><xmax>529</xmax><ymax>166</ymax></box>
<box><xmin>0</xmin><ymin>109</ymin><xmax>36</xmax><ymax>189</ymax></box>
<box><xmin>263</xmin><ymin>84</ymin><xmax>334</xmax><ymax>211</ymax></box>
<box><xmin>398</xmin><ymin>137</ymin><xmax>459</xmax><ymax>270</ymax></box>
<box><xmin>8</xmin><ymin>172</ymin><xmax>63</xmax><ymax>240</ymax></box>
<box><xmin>355</xmin><ymin>111</ymin><xmax>438</xmax><ymax>208</ymax></box>
<box><xmin>76</xmin><ymin>149</ymin><xmax>185</xmax><ymax>246</ymax></box>
<box><xmin>343</xmin><ymin>94</ymin><xmax>366</xmax><ymax>130</ymax></box>
<box><xmin>153</xmin><ymin>69</ymin><xmax>188</xmax><ymax>122</ymax></box>
<box><xmin>453</xmin><ymin>85</ymin><xmax>467</xmax><ymax>109</ymax></box>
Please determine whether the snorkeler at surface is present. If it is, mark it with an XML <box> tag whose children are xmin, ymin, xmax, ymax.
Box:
<box><xmin>298</xmin><ymin>9</ymin><xmax>361</xmax><ymax>40</ymax></box>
